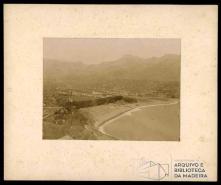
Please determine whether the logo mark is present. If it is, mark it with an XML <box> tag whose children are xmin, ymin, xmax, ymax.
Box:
<box><xmin>138</xmin><ymin>160</ymin><xmax>169</xmax><ymax>180</ymax></box>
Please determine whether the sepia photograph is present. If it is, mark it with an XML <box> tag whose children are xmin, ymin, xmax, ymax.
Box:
<box><xmin>43</xmin><ymin>38</ymin><xmax>181</xmax><ymax>140</ymax></box>
<box><xmin>4</xmin><ymin>4</ymin><xmax>217</xmax><ymax>181</ymax></box>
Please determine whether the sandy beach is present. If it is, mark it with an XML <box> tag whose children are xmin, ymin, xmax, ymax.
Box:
<box><xmin>97</xmin><ymin>100</ymin><xmax>180</xmax><ymax>141</ymax></box>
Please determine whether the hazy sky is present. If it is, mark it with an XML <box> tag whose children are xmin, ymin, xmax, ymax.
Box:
<box><xmin>44</xmin><ymin>38</ymin><xmax>180</xmax><ymax>64</ymax></box>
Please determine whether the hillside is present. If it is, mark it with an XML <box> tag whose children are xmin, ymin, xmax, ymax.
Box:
<box><xmin>43</xmin><ymin>54</ymin><xmax>180</xmax><ymax>97</ymax></box>
<box><xmin>44</xmin><ymin>54</ymin><xmax>180</xmax><ymax>82</ymax></box>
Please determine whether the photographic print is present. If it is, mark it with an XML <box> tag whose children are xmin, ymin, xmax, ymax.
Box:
<box><xmin>4</xmin><ymin>5</ymin><xmax>217</xmax><ymax>181</ymax></box>
<box><xmin>43</xmin><ymin>38</ymin><xmax>181</xmax><ymax>140</ymax></box>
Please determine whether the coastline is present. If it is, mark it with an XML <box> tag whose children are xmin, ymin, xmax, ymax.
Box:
<box><xmin>97</xmin><ymin>100</ymin><xmax>179</xmax><ymax>138</ymax></box>
<box><xmin>55</xmin><ymin>98</ymin><xmax>179</xmax><ymax>140</ymax></box>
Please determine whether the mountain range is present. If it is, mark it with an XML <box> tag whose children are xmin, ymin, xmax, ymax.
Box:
<box><xmin>44</xmin><ymin>54</ymin><xmax>181</xmax><ymax>85</ymax></box>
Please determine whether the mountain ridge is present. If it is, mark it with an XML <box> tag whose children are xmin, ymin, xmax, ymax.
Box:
<box><xmin>44</xmin><ymin>54</ymin><xmax>180</xmax><ymax>82</ymax></box>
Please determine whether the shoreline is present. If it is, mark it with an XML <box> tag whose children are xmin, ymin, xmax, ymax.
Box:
<box><xmin>97</xmin><ymin>100</ymin><xmax>179</xmax><ymax>138</ymax></box>
<box><xmin>55</xmin><ymin>98</ymin><xmax>179</xmax><ymax>140</ymax></box>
